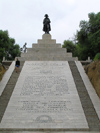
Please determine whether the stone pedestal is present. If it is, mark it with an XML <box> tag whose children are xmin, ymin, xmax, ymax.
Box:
<box><xmin>32</xmin><ymin>34</ymin><xmax>61</xmax><ymax>48</ymax></box>
<box><xmin>18</xmin><ymin>34</ymin><xmax>76</xmax><ymax>61</ymax></box>
<box><xmin>37</xmin><ymin>34</ymin><xmax>56</xmax><ymax>45</ymax></box>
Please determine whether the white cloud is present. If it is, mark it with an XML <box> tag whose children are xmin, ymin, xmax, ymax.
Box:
<box><xmin>67</xmin><ymin>0</ymin><xmax>76</xmax><ymax>5</ymax></box>
<box><xmin>0</xmin><ymin>0</ymin><xmax>100</xmax><ymax>47</ymax></box>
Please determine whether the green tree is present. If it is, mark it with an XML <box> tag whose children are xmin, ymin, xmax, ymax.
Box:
<box><xmin>94</xmin><ymin>53</ymin><xmax>100</xmax><ymax>60</ymax></box>
<box><xmin>7</xmin><ymin>38</ymin><xmax>21</xmax><ymax>60</ymax></box>
<box><xmin>0</xmin><ymin>30</ymin><xmax>21</xmax><ymax>62</ymax></box>
<box><xmin>0</xmin><ymin>30</ymin><xmax>10</xmax><ymax>62</ymax></box>
<box><xmin>62</xmin><ymin>40</ymin><xmax>77</xmax><ymax>56</ymax></box>
<box><xmin>76</xmin><ymin>12</ymin><xmax>100</xmax><ymax>60</ymax></box>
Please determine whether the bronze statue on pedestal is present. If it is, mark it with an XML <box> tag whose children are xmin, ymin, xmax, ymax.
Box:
<box><xmin>43</xmin><ymin>14</ymin><xmax>51</xmax><ymax>34</ymax></box>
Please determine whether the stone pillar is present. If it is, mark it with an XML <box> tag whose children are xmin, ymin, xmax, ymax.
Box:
<box><xmin>88</xmin><ymin>57</ymin><xmax>90</xmax><ymax>61</ymax></box>
<box><xmin>3</xmin><ymin>57</ymin><xmax>5</xmax><ymax>61</ymax></box>
<box><xmin>42</xmin><ymin>34</ymin><xmax>51</xmax><ymax>40</ymax></box>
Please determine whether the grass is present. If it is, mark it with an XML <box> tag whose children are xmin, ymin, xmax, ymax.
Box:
<box><xmin>0</xmin><ymin>65</ymin><xmax>6</xmax><ymax>81</ymax></box>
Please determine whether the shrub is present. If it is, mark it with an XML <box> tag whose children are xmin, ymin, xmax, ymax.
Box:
<box><xmin>94</xmin><ymin>53</ymin><xmax>100</xmax><ymax>61</ymax></box>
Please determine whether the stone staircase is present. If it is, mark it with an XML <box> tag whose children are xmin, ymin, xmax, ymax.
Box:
<box><xmin>68</xmin><ymin>61</ymin><xmax>100</xmax><ymax>131</ymax></box>
<box><xmin>0</xmin><ymin>61</ymin><xmax>25</xmax><ymax>123</ymax></box>
<box><xmin>0</xmin><ymin>61</ymin><xmax>100</xmax><ymax>132</ymax></box>
<box><xmin>18</xmin><ymin>34</ymin><xmax>77</xmax><ymax>61</ymax></box>
<box><xmin>0</xmin><ymin>34</ymin><xmax>100</xmax><ymax>132</ymax></box>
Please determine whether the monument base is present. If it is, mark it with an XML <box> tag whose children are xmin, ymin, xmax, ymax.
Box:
<box><xmin>0</xmin><ymin>61</ymin><xmax>88</xmax><ymax>130</ymax></box>
<box><xmin>18</xmin><ymin>34</ymin><xmax>77</xmax><ymax>61</ymax></box>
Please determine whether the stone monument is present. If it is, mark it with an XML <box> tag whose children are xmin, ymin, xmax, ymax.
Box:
<box><xmin>18</xmin><ymin>34</ymin><xmax>77</xmax><ymax>61</ymax></box>
<box><xmin>0</xmin><ymin>61</ymin><xmax>88</xmax><ymax>129</ymax></box>
<box><xmin>0</xmin><ymin>16</ymin><xmax>100</xmax><ymax>132</ymax></box>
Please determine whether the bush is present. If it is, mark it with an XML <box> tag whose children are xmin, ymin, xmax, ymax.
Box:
<box><xmin>94</xmin><ymin>53</ymin><xmax>100</xmax><ymax>61</ymax></box>
<box><xmin>0</xmin><ymin>64</ymin><xmax>6</xmax><ymax>81</ymax></box>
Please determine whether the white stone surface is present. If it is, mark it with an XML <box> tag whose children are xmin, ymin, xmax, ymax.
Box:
<box><xmin>20</xmin><ymin>34</ymin><xmax>76</xmax><ymax>61</ymax></box>
<box><xmin>0</xmin><ymin>61</ymin><xmax>88</xmax><ymax>130</ymax></box>
<box><xmin>75</xmin><ymin>61</ymin><xmax>100</xmax><ymax>120</ymax></box>
<box><xmin>0</xmin><ymin>61</ymin><xmax>15</xmax><ymax>96</ymax></box>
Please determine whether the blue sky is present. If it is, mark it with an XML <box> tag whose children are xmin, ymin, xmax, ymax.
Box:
<box><xmin>0</xmin><ymin>0</ymin><xmax>100</xmax><ymax>47</ymax></box>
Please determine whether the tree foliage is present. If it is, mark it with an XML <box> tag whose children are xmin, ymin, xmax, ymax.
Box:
<box><xmin>62</xmin><ymin>40</ymin><xmax>77</xmax><ymax>56</ymax></box>
<box><xmin>76</xmin><ymin>12</ymin><xmax>100</xmax><ymax>60</ymax></box>
<box><xmin>0</xmin><ymin>30</ymin><xmax>21</xmax><ymax>62</ymax></box>
<box><xmin>94</xmin><ymin>53</ymin><xmax>100</xmax><ymax>61</ymax></box>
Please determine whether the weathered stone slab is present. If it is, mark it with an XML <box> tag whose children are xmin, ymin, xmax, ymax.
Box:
<box><xmin>0</xmin><ymin>61</ymin><xmax>88</xmax><ymax>130</ymax></box>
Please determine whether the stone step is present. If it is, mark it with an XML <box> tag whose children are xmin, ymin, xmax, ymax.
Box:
<box><xmin>0</xmin><ymin>61</ymin><xmax>25</xmax><ymax>123</ymax></box>
<box><xmin>18</xmin><ymin>56</ymin><xmax>76</xmax><ymax>61</ymax></box>
<box><xmin>26</xmin><ymin>47</ymin><xmax>66</xmax><ymax>54</ymax></box>
<box><xmin>32</xmin><ymin>43</ymin><xmax>61</xmax><ymax>48</ymax></box>
<box><xmin>68</xmin><ymin>61</ymin><xmax>100</xmax><ymax>131</ymax></box>
<box><xmin>0</xmin><ymin>131</ymin><xmax>98</xmax><ymax>133</ymax></box>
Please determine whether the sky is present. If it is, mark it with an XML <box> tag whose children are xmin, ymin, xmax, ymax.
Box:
<box><xmin>0</xmin><ymin>0</ymin><xmax>100</xmax><ymax>48</ymax></box>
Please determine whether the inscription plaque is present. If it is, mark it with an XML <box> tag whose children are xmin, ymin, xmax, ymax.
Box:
<box><xmin>36</xmin><ymin>115</ymin><xmax>52</xmax><ymax>123</ymax></box>
<box><xmin>18</xmin><ymin>100</ymin><xmax>72</xmax><ymax>113</ymax></box>
<box><xmin>0</xmin><ymin>61</ymin><xmax>88</xmax><ymax>129</ymax></box>
<box><xmin>20</xmin><ymin>76</ymin><xmax>69</xmax><ymax>96</ymax></box>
